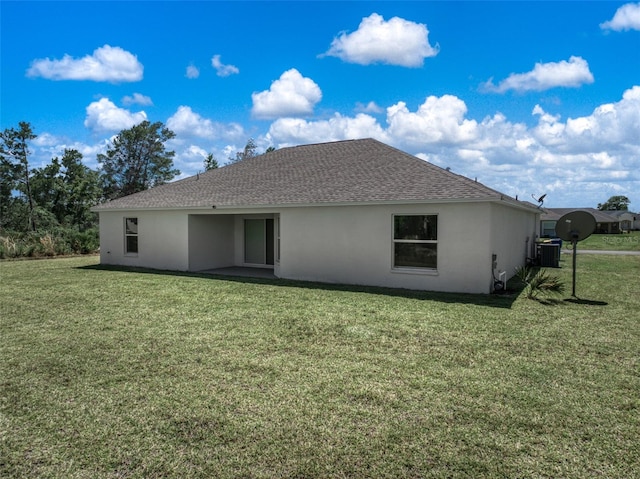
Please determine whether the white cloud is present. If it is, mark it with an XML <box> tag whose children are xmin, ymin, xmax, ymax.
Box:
<box><xmin>531</xmin><ymin>105</ymin><xmax>565</xmax><ymax>147</ymax></box>
<box><xmin>184</xmin><ymin>145</ymin><xmax>208</xmax><ymax>158</ymax></box>
<box><xmin>600</xmin><ymin>2</ymin><xmax>640</xmax><ymax>31</ymax></box>
<box><xmin>29</xmin><ymin>132</ymin><xmax>109</xmax><ymax>170</ymax></box>
<box><xmin>482</xmin><ymin>56</ymin><xmax>594</xmax><ymax>93</ymax></box>
<box><xmin>186</xmin><ymin>64</ymin><xmax>200</xmax><ymax>79</ymax></box>
<box><xmin>386</xmin><ymin>95</ymin><xmax>479</xmax><ymax>146</ymax></box>
<box><xmin>32</xmin><ymin>132</ymin><xmax>61</xmax><ymax>149</ymax></box>
<box><xmin>323</xmin><ymin>13</ymin><xmax>439</xmax><ymax>67</ymax></box>
<box><xmin>355</xmin><ymin>101</ymin><xmax>384</xmax><ymax>114</ymax></box>
<box><xmin>211</xmin><ymin>55</ymin><xmax>239</xmax><ymax>77</ymax></box>
<box><xmin>533</xmin><ymin>86</ymin><xmax>640</xmax><ymax>152</ymax></box>
<box><xmin>265</xmin><ymin>87</ymin><xmax>639</xmax><ymax>208</ymax></box>
<box><xmin>84</xmin><ymin>98</ymin><xmax>147</xmax><ymax>133</ymax></box>
<box><xmin>27</xmin><ymin>45</ymin><xmax>143</xmax><ymax>82</ymax></box>
<box><xmin>166</xmin><ymin>106</ymin><xmax>244</xmax><ymax>140</ymax></box>
<box><xmin>122</xmin><ymin>93</ymin><xmax>153</xmax><ymax>107</ymax></box>
<box><xmin>268</xmin><ymin>113</ymin><xmax>389</xmax><ymax>146</ymax></box>
<box><xmin>167</xmin><ymin>106</ymin><xmax>213</xmax><ymax>137</ymax></box>
<box><xmin>251</xmin><ymin>69</ymin><xmax>322</xmax><ymax>119</ymax></box>
<box><xmin>172</xmin><ymin>144</ymin><xmax>211</xmax><ymax>175</ymax></box>
<box><xmin>460</xmin><ymin>88</ymin><xmax>639</xmax><ymax>204</ymax></box>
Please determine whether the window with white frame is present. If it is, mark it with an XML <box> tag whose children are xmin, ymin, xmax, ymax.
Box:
<box><xmin>124</xmin><ymin>217</ymin><xmax>138</xmax><ymax>254</ymax></box>
<box><xmin>541</xmin><ymin>220</ymin><xmax>556</xmax><ymax>238</ymax></box>
<box><xmin>393</xmin><ymin>215</ymin><xmax>437</xmax><ymax>269</ymax></box>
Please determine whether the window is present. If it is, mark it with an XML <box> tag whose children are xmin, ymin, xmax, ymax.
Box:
<box><xmin>275</xmin><ymin>215</ymin><xmax>281</xmax><ymax>263</ymax></box>
<box><xmin>541</xmin><ymin>220</ymin><xmax>556</xmax><ymax>238</ymax></box>
<box><xmin>393</xmin><ymin>215</ymin><xmax>437</xmax><ymax>269</ymax></box>
<box><xmin>124</xmin><ymin>217</ymin><xmax>138</xmax><ymax>254</ymax></box>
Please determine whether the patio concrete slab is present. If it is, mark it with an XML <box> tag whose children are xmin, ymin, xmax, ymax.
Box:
<box><xmin>201</xmin><ymin>267</ymin><xmax>277</xmax><ymax>279</ymax></box>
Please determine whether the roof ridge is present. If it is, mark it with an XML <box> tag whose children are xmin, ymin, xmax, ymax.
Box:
<box><xmin>364</xmin><ymin>138</ymin><xmax>508</xmax><ymax>199</ymax></box>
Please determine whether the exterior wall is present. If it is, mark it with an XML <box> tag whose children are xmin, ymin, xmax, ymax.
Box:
<box><xmin>188</xmin><ymin>214</ymin><xmax>235</xmax><ymax>271</ymax></box>
<box><xmin>278</xmin><ymin>202</ymin><xmax>496</xmax><ymax>294</ymax></box>
<box><xmin>98</xmin><ymin>201</ymin><xmax>537</xmax><ymax>294</ymax></box>
<box><xmin>489</xmin><ymin>203</ymin><xmax>539</xmax><ymax>286</ymax></box>
<box><xmin>98</xmin><ymin>210</ymin><xmax>189</xmax><ymax>270</ymax></box>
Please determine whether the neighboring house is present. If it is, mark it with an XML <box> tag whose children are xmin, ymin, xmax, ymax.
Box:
<box><xmin>606</xmin><ymin>210</ymin><xmax>638</xmax><ymax>232</ymax></box>
<box><xmin>540</xmin><ymin>208</ymin><xmax>638</xmax><ymax>237</ymax></box>
<box><xmin>93</xmin><ymin>139</ymin><xmax>540</xmax><ymax>294</ymax></box>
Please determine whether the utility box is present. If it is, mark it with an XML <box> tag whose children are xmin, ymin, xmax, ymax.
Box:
<box><xmin>539</xmin><ymin>243</ymin><xmax>560</xmax><ymax>267</ymax></box>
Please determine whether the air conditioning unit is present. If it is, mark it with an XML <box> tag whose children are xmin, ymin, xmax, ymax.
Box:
<box><xmin>539</xmin><ymin>243</ymin><xmax>560</xmax><ymax>267</ymax></box>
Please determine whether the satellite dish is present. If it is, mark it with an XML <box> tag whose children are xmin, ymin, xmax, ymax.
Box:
<box><xmin>532</xmin><ymin>193</ymin><xmax>547</xmax><ymax>208</ymax></box>
<box><xmin>554</xmin><ymin>211</ymin><xmax>596</xmax><ymax>298</ymax></box>
<box><xmin>555</xmin><ymin>211</ymin><xmax>596</xmax><ymax>242</ymax></box>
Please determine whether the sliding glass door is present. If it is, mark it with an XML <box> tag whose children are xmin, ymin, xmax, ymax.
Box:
<box><xmin>244</xmin><ymin>218</ymin><xmax>274</xmax><ymax>266</ymax></box>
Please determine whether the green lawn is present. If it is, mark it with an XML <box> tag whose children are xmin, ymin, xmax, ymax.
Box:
<box><xmin>564</xmin><ymin>231</ymin><xmax>640</xmax><ymax>251</ymax></box>
<box><xmin>1</xmin><ymin>256</ymin><xmax>639</xmax><ymax>478</ymax></box>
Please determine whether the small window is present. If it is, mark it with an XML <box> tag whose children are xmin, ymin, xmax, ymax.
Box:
<box><xmin>125</xmin><ymin>217</ymin><xmax>138</xmax><ymax>254</ymax></box>
<box><xmin>393</xmin><ymin>215</ymin><xmax>437</xmax><ymax>269</ymax></box>
<box><xmin>541</xmin><ymin>220</ymin><xmax>556</xmax><ymax>238</ymax></box>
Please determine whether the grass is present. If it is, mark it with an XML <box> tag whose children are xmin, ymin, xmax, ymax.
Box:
<box><xmin>1</xmin><ymin>255</ymin><xmax>639</xmax><ymax>478</ymax></box>
<box><xmin>563</xmin><ymin>231</ymin><xmax>640</xmax><ymax>251</ymax></box>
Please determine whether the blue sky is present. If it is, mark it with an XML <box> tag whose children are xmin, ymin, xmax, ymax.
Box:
<box><xmin>2</xmin><ymin>1</ymin><xmax>639</xmax><ymax>209</ymax></box>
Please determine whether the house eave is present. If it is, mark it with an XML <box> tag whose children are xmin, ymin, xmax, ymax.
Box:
<box><xmin>492</xmin><ymin>198</ymin><xmax>541</xmax><ymax>214</ymax></box>
<box><xmin>215</xmin><ymin>196</ymin><xmax>541</xmax><ymax>213</ymax></box>
<box><xmin>91</xmin><ymin>205</ymin><xmax>215</xmax><ymax>213</ymax></box>
<box><xmin>214</xmin><ymin>197</ymin><xmax>495</xmax><ymax>210</ymax></box>
<box><xmin>93</xmin><ymin>196</ymin><xmax>539</xmax><ymax>213</ymax></box>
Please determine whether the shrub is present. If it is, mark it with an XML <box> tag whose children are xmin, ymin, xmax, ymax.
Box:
<box><xmin>515</xmin><ymin>265</ymin><xmax>565</xmax><ymax>300</ymax></box>
<box><xmin>0</xmin><ymin>227</ymin><xmax>99</xmax><ymax>259</ymax></box>
<box><xmin>68</xmin><ymin>228</ymin><xmax>99</xmax><ymax>254</ymax></box>
<box><xmin>39</xmin><ymin>234</ymin><xmax>57</xmax><ymax>256</ymax></box>
<box><xmin>0</xmin><ymin>236</ymin><xmax>18</xmax><ymax>258</ymax></box>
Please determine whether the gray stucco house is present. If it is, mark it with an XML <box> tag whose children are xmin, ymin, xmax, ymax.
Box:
<box><xmin>93</xmin><ymin>139</ymin><xmax>540</xmax><ymax>293</ymax></box>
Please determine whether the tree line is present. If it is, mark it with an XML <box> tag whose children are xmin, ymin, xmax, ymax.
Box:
<box><xmin>0</xmin><ymin>120</ymin><xmax>262</xmax><ymax>258</ymax></box>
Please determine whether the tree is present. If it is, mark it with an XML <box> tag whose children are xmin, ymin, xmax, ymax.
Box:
<box><xmin>228</xmin><ymin>138</ymin><xmax>258</xmax><ymax>164</ymax></box>
<box><xmin>98</xmin><ymin>121</ymin><xmax>179</xmax><ymax>201</ymax></box>
<box><xmin>31</xmin><ymin>149</ymin><xmax>101</xmax><ymax>230</ymax></box>
<box><xmin>0</xmin><ymin>122</ymin><xmax>37</xmax><ymax>231</ymax></box>
<box><xmin>597</xmin><ymin>195</ymin><xmax>630</xmax><ymax>211</ymax></box>
<box><xmin>60</xmin><ymin>150</ymin><xmax>101</xmax><ymax>229</ymax></box>
<box><xmin>31</xmin><ymin>157</ymin><xmax>62</xmax><ymax>216</ymax></box>
<box><xmin>204</xmin><ymin>153</ymin><xmax>219</xmax><ymax>171</ymax></box>
<box><xmin>0</xmin><ymin>152</ymin><xmax>17</xmax><ymax>229</ymax></box>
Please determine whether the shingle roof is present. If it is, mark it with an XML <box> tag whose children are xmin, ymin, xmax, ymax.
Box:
<box><xmin>605</xmin><ymin>210</ymin><xmax>637</xmax><ymax>219</ymax></box>
<box><xmin>541</xmin><ymin>208</ymin><xmax>621</xmax><ymax>223</ymax></box>
<box><xmin>94</xmin><ymin>138</ymin><xmax>529</xmax><ymax>211</ymax></box>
